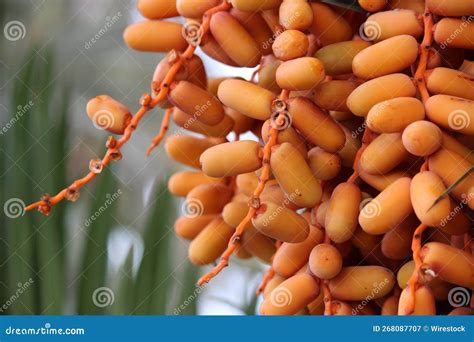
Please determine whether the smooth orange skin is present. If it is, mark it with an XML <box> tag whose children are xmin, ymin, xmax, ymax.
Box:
<box><xmin>309</xmin><ymin>3</ymin><xmax>352</xmax><ymax>46</ymax></box>
<box><xmin>231</xmin><ymin>0</ymin><xmax>282</xmax><ymax>12</ymax></box>
<box><xmin>426</xmin><ymin>95</ymin><xmax>474</xmax><ymax>136</ymax></box>
<box><xmin>165</xmin><ymin>135</ymin><xmax>221</xmax><ymax>169</ymax></box>
<box><xmin>261</xmin><ymin>120</ymin><xmax>307</xmax><ymax>158</ymax></box>
<box><xmin>138</xmin><ymin>0</ymin><xmax>179</xmax><ymax>19</ymax></box>
<box><xmin>426</xmin><ymin>67</ymin><xmax>474</xmax><ymax>101</ymax></box>
<box><xmin>153</xmin><ymin>55</ymin><xmax>207</xmax><ymax>96</ymax></box>
<box><xmin>367</xmin><ymin>97</ymin><xmax>425</xmax><ymax>133</ymax></box>
<box><xmin>231</xmin><ymin>8</ymin><xmax>274</xmax><ymax>55</ymax></box>
<box><xmin>86</xmin><ymin>95</ymin><xmax>131</xmax><ymax>135</ymax></box>
<box><xmin>359</xmin><ymin>133</ymin><xmax>409</xmax><ymax>175</ymax></box>
<box><xmin>358</xmin><ymin>0</ymin><xmax>386</xmax><ymax>12</ymax></box>
<box><xmin>426</xmin><ymin>0</ymin><xmax>474</xmax><ymax>15</ymax></box>
<box><xmin>402</xmin><ymin>120</ymin><xmax>442</xmax><ymax>156</ymax></box>
<box><xmin>309</xmin><ymin>243</ymin><xmax>343</xmax><ymax>280</ymax></box>
<box><xmin>200</xmin><ymin>141</ymin><xmax>262</xmax><ymax>177</ymax></box>
<box><xmin>188</xmin><ymin>218</ymin><xmax>235</xmax><ymax>265</ymax></box>
<box><xmin>429</xmin><ymin>148</ymin><xmax>474</xmax><ymax>209</ymax></box>
<box><xmin>200</xmin><ymin>35</ymin><xmax>238</xmax><ymax>66</ymax></box>
<box><xmin>169</xmin><ymin>81</ymin><xmax>225</xmax><ymax>125</ymax></box>
<box><xmin>270</xmin><ymin>142</ymin><xmax>322</xmax><ymax>208</ymax></box>
<box><xmin>314</xmin><ymin>80</ymin><xmax>357</xmax><ymax>112</ymax></box>
<box><xmin>172</xmin><ymin>108</ymin><xmax>234</xmax><ymax>138</ymax></box>
<box><xmin>420</xmin><ymin>242</ymin><xmax>474</xmax><ymax>289</ymax></box>
<box><xmin>352</xmin><ymin>35</ymin><xmax>418</xmax><ymax>79</ymax></box>
<box><xmin>226</xmin><ymin>107</ymin><xmax>255</xmax><ymax>134</ymax></box>
<box><xmin>287</xmin><ymin>97</ymin><xmax>346</xmax><ymax>153</ymax></box>
<box><xmin>389</xmin><ymin>0</ymin><xmax>425</xmax><ymax>12</ymax></box>
<box><xmin>441</xmin><ymin>132</ymin><xmax>474</xmax><ymax>164</ymax></box>
<box><xmin>359</xmin><ymin>169</ymin><xmax>407</xmax><ymax>192</ymax></box>
<box><xmin>168</xmin><ymin>171</ymin><xmax>224</xmax><ymax>197</ymax></box>
<box><xmin>328</xmin><ymin>266</ymin><xmax>395</xmax><ymax>301</ymax></box>
<box><xmin>123</xmin><ymin>21</ymin><xmax>187</xmax><ymax>52</ymax></box>
<box><xmin>380</xmin><ymin>215</ymin><xmax>417</xmax><ymax>260</ymax></box>
<box><xmin>218</xmin><ymin>79</ymin><xmax>276</xmax><ymax>120</ymax></box>
<box><xmin>434</xmin><ymin>18</ymin><xmax>474</xmax><ymax>49</ymax></box>
<box><xmin>381</xmin><ymin>296</ymin><xmax>399</xmax><ymax>315</ymax></box>
<box><xmin>276</xmin><ymin>57</ymin><xmax>325</xmax><ymax>91</ymax></box>
<box><xmin>325</xmin><ymin>182</ymin><xmax>361</xmax><ymax>243</ymax></box>
<box><xmin>273</xmin><ymin>224</ymin><xmax>325</xmax><ymax>278</ymax></box>
<box><xmin>272</xmin><ymin>30</ymin><xmax>308</xmax><ymax>61</ymax></box>
<box><xmin>307</xmin><ymin>147</ymin><xmax>341</xmax><ymax>181</ymax></box>
<box><xmin>177</xmin><ymin>0</ymin><xmax>220</xmax><ymax>18</ymax></box>
<box><xmin>364</xmin><ymin>9</ymin><xmax>423</xmax><ymax>41</ymax></box>
<box><xmin>174</xmin><ymin>215</ymin><xmax>217</xmax><ymax>240</ymax></box>
<box><xmin>347</xmin><ymin>73</ymin><xmax>416</xmax><ymax>117</ymax></box>
<box><xmin>315</xmin><ymin>41</ymin><xmax>371</xmax><ymax>76</ymax></box>
<box><xmin>252</xmin><ymin>202</ymin><xmax>309</xmax><ymax>243</ymax></box>
<box><xmin>279</xmin><ymin>0</ymin><xmax>313</xmax><ymax>31</ymax></box>
<box><xmin>241</xmin><ymin>224</ymin><xmax>276</xmax><ymax>264</ymax></box>
<box><xmin>210</xmin><ymin>11</ymin><xmax>261</xmax><ymax>67</ymax></box>
<box><xmin>260</xmin><ymin>273</ymin><xmax>320</xmax><ymax>315</ymax></box>
<box><xmin>398</xmin><ymin>286</ymin><xmax>436</xmax><ymax>315</ymax></box>
<box><xmin>186</xmin><ymin>183</ymin><xmax>233</xmax><ymax>215</ymax></box>
<box><xmin>359</xmin><ymin>177</ymin><xmax>413</xmax><ymax>235</ymax></box>
<box><xmin>410</xmin><ymin>171</ymin><xmax>451</xmax><ymax>227</ymax></box>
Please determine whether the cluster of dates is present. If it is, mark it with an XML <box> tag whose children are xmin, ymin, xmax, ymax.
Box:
<box><xmin>39</xmin><ymin>0</ymin><xmax>474</xmax><ymax>315</ymax></box>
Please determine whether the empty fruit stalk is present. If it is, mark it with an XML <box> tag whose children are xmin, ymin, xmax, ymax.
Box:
<box><xmin>24</xmin><ymin>1</ymin><xmax>231</xmax><ymax>215</ymax></box>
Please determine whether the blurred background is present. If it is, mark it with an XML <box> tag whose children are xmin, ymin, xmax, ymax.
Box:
<box><xmin>0</xmin><ymin>0</ymin><xmax>264</xmax><ymax>315</ymax></box>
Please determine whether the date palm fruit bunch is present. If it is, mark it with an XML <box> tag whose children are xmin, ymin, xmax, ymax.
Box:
<box><xmin>27</xmin><ymin>0</ymin><xmax>473</xmax><ymax>316</ymax></box>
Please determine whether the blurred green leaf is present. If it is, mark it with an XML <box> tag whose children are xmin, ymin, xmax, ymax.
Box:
<box><xmin>133</xmin><ymin>185</ymin><xmax>175</xmax><ymax>315</ymax></box>
<box><xmin>77</xmin><ymin>167</ymin><xmax>118</xmax><ymax>315</ymax></box>
<box><xmin>3</xmin><ymin>50</ymin><xmax>39</xmax><ymax>314</ymax></box>
<box><xmin>111</xmin><ymin>246</ymin><xmax>135</xmax><ymax>315</ymax></box>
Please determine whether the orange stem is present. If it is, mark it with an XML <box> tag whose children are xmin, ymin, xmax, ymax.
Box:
<box><xmin>404</xmin><ymin>223</ymin><xmax>427</xmax><ymax>314</ymax></box>
<box><xmin>198</xmin><ymin>91</ymin><xmax>288</xmax><ymax>285</ymax></box>
<box><xmin>256</xmin><ymin>240</ymin><xmax>282</xmax><ymax>295</ymax></box>
<box><xmin>414</xmin><ymin>11</ymin><xmax>434</xmax><ymax>104</ymax></box>
<box><xmin>323</xmin><ymin>281</ymin><xmax>332</xmax><ymax>316</ymax></box>
<box><xmin>146</xmin><ymin>108</ymin><xmax>172</xmax><ymax>156</ymax></box>
<box><xmin>25</xmin><ymin>1</ymin><xmax>231</xmax><ymax>215</ymax></box>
